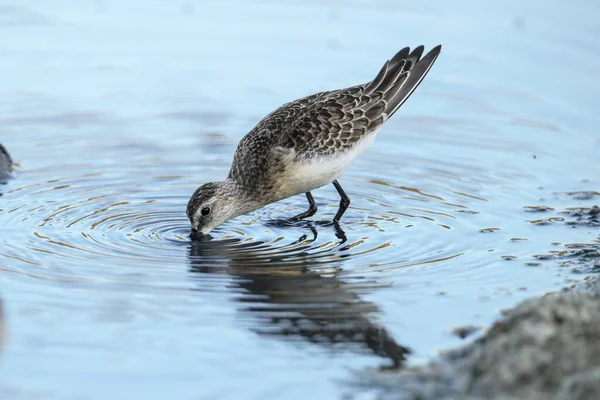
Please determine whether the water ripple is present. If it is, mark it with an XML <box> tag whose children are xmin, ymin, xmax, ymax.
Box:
<box><xmin>0</xmin><ymin>153</ymin><xmax>480</xmax><ymax>287</ymax></box>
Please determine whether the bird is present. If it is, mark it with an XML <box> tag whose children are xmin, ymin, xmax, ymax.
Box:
<box><xmin>187</xmin><ymin>45</ymin><xmax>442</xmax><ymax>237</ymax></box>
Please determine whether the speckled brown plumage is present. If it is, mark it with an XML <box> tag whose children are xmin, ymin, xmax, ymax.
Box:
<box><xmin>228</xmin><ymin>45</ymin><xmax>442</xmax><ymax>199</ymax></box>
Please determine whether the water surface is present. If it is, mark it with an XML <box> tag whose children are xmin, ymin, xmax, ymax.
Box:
<box><xmin>0</xmin><ymin>1</ymin><xmax>599</xmax><ymax>399</ymax></box>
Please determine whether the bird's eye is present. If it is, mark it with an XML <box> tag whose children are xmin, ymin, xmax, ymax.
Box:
<box><xmin>201</xmin><ymin>207</ymin><xmax>211</xmax><ymax>216</ymax></box>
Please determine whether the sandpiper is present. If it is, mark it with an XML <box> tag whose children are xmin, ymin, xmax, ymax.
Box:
<box><xmin>188</xmin><ymin>45</ymin><xmax>442</xmax><ymax>236</ymax></box>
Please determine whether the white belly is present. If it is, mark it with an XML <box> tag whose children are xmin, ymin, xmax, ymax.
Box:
<box><xmin>275</xmin><ymin>132</ymin><xmax>377</xmax><ymax>199</ymax></box>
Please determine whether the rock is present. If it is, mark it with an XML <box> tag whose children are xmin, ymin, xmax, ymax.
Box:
<box><xmin>0</xmin><ymin>144</ymin><xmax>13</xmax><ymax>178</ymax></box>
<box><xmin>365</xmin><ymin>275</ymin><xmax>600</xmax><ymax>400</ymax></box>
<box><xmin>575</xmin><ymin>277</ymin><xmax>600</xmax><ymax>297</ymax></box>
<box><xmin>456</xmin><ymin>285</ymin><xmax>600</xmax><ymax>400</ymax></box>
<box><xmin>556</xmin><ymin>368</ymin><xmax>600</xmax><ymax>400</ymax></box>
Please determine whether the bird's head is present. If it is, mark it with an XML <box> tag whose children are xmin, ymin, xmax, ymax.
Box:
<box><xmin>186</xmin><ymin>181</ymin><xmax>253</xmax><ymax>237</ymax></box>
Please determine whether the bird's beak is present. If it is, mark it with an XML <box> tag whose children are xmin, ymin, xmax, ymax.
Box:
<box><xmin>190</xmin><ymin>228</ymin><xmax>211</xmax><ymax>241</ymax></box>
<box><xmin>190</xmin><ymin>227</ymin><xmax>202</xmax><ymax>239</ymax></box>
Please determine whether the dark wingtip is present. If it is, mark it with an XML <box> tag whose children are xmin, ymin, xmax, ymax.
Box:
<box><xmin>389</xmin><ymin>47</ymin><xmax>410</xmax><ymax>65</ymax></box>
<box><xmin>408</xmin><ymin>45</ymin><xmax>425</xmax><ymax>61</ymax></box>
<box><xmin>365</xmin><ymin>44</ymin><xmax>442</xmax><ymax>97</ymax></box>
<box><xmin>364</xmin><ymin>59</ymin><xmax>389</xmax><ymax>94</ymax></box>
<box><xmin>381</xmin><ymin>44</ymin><xmax>442</xmax><ymax>119</ymax></box>
<box><xmin>430</xmin><ymin>44</ymin><xmax>443</xmax><ymax>56</ymax></box>
<box><xmin>416</xmin><ymin>44</ymin><xmax>442</xmax><ymax>68</ymax></box>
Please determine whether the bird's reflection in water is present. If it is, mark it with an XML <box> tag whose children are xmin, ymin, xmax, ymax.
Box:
<box><xmin>187</xmin><ymin>227</ymin><xmax>410</xmax><ymax>368</ymax></box>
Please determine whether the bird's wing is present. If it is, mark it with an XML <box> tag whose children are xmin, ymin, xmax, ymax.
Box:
<box><xmin>276</xmin><ymin>45</ymin><xmax>442</xmax><ymax>158</ymax></box>
<box><xmin>228</xmin><ymin>45</ymin><xmax>442</xmax><ymax>187</ymax></box>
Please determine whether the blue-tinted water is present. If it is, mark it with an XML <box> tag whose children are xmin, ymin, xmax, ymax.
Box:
<box><xmin>0</xmin><ymin>1</ymin><xmax>599</xmax><ymax>398</ymax></box>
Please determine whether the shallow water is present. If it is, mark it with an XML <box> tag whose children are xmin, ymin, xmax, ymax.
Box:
<box><xmin>0</xmin><ymin>0</ymin><xmax>599</xmax><ymax>398</ymax></box>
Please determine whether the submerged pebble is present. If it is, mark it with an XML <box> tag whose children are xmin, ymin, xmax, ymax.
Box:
<box><xmin>566</xmin><ymin>191</ymin><xmax>600</xmax><ymax>201</ymax></box>
<box><xmin>450</xmin><ymin>325</ymin><xmax>481</xmax><ymax>339</ymax></box>
<box><xmin>523</xmin><ymin>205</ymin><xmax>555</xmax><ymax>212</ymax></box>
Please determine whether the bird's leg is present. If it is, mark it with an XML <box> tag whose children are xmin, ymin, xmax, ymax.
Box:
<box><xmin>332</xmin><ymin>180</ymin><xmax>351</xmax><ymax>222</ymax></box>
<box><xmin>289</xmin><ymin>192</ymin><xmax>318</xmax><ymax>221</ymax></box>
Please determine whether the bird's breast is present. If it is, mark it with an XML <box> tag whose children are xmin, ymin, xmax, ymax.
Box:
<box><xmin>272</xmin><ymin>132</ymin><xmax>378</xmax><ymax>200</ymax></box>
